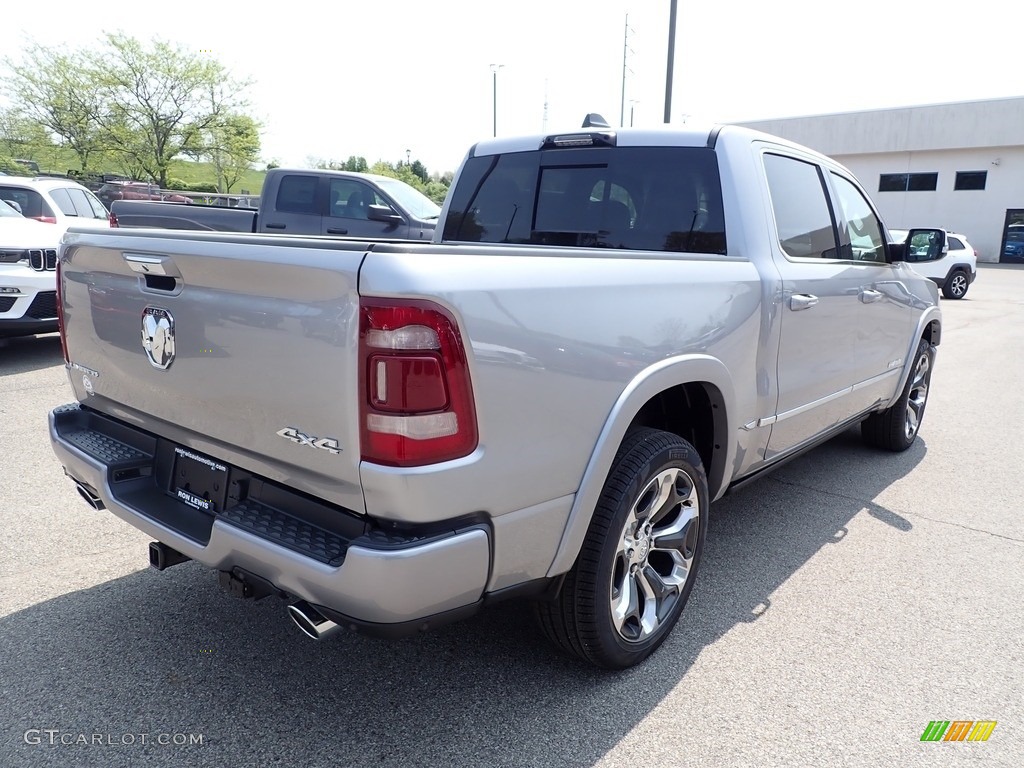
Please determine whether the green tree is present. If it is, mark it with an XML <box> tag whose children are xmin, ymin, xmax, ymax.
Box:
<box><xmin>343</xmin><ymin>156</ymin><xmax>368</xmax><ymax>172</ymax></box>
<box><xmin>368</xmin><ymin>160</ymin><xmax>449</xmax><ymax>204</ymax></box>
<box><xmin>0</xmin><ymin>110</ymin><xmax>54</xmax><ymax>164</ymax></box>
<box><xmin>90</xmin><ymin>33</ymin><xmax>252</xmax><ymax>188</ymax></box>
<box><xmin>2</xmin><ymin>45</ymin><xmax>106</xmax><ymax>172</ymax></box>
<box><xmin>195</xmin><ymin>112</ymin><xmax>261</xmax><ymax>193</ymax></box>
<box><xmin>410</xmin><ymin>160</ymin><xmax>428</xmax><ymax>184</ymax></box>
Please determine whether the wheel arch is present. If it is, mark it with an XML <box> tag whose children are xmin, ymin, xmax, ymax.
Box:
<box><xmin>885</xmin><ymin>310</ymin><xmax>941</xmax><ymax>409</ymax></box>
<box><xmin>545</xmin><ymin>355</ymin><xmax>735</xmax><ymax>577</ymax></box>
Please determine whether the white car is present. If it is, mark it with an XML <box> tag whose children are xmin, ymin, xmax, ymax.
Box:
<box><xmin>0</xmin><ymin>176</ymin><xmax>111</xmax><ymax>231</ymax></box>
<box><xmin>0</xmin><ymin>201</ymin><xmax>62</xmax><ymax>338</ymax></box>
<box><xmin>888</xmin><ymin>228</ymin><xmax>977</xmax><ymax>299</ymax></box>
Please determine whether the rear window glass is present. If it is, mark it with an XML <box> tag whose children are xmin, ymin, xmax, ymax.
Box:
<box><xmin>276</xmin><ymin>175</ymin><xmax>319</xmax><ymax>214</ymax></box>
<box><xmin>443</xmin><ymin>146</ymin><xmax>726</xmax><ymax>254</ymax></box>
<box><xmin>0</xmin><ymin>187</ymin><xmax>51</xmax><ymax>219</ymax></box>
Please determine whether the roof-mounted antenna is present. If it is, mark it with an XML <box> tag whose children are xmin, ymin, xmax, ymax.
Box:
<box><xmin>581</xmin><ymin>113</ymin><xmax>610</xmax><ymax>128</ymax></box>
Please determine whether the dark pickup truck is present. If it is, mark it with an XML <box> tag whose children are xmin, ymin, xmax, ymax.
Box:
<box><xmin>109</xmin><ymin>168</ymin><xmax>442</xmax><ymax>240</ymax></box>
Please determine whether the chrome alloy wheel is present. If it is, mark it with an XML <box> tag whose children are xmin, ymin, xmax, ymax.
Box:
<box><xmin>949</xmin><ymin>273</ymin><xmax>968</xmax><ymax>297</ymax></box>
<box><xmin>905</xmin><ymin>352</ymin><xmax>931</xmax><ymax>441</ymax></box>
<box><xmin>610</xmin><ymin>466</ymin><xmax>700</xmax><ymax>643</ymax></box>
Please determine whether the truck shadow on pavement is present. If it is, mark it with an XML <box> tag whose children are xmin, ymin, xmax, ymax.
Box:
<box><xmin>0</xmin><ymin>428</ymin><xmax>924</xmax><ymax>768</ymax></box>
<box><xmin>0</xmin><ymin>334</ymin><xmax>63</xmax><ymax>376</ymax></box>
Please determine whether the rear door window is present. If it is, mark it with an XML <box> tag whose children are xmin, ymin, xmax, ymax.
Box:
<box><xmin>275</xmin><ymin>175</ymin><xmax>320</xmax><ymax>214</ymax></box>
<box><xmin>66</xmin><ymin>188</ymin><xmax>107</xmax><ymax>219</ymax></box>
<box><xmin>443</xmin><ymin>146</ymin><xmax>726</xmax><ymax>254</ymax></box>
<box><xmin>49</xmin><ymin>187</ymin><xmax>79</xmax><ymax>216</ymax></box>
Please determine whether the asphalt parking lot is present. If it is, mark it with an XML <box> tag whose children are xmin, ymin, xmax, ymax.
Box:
<box><xmin>1</xmin><ymin>264</ymin><xmax>1021</xmax><ymax>768</ymax></box>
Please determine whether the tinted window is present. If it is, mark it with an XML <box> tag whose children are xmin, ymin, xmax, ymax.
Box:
<box><xmin>830</xmin><ymin>173</ymin><xmax>886</xmax><ymax>263</ymax></box>
<box><xmin>443</xmin><ymin>146</ymin><xmax>726</xmax><ymax>254</ymax></box>
<box><xmin>879</xmin><ymin>174</ymin><xmax>909</xmax><ymax>192</ymax></box>
<box><xmin>49</xmin><ymin>187</ymin><xmax>79</xmax><ymax>216</ymax></box>
<box><xmin>65</xmin><ymin>188</ymin><xmax>103</xmax><ymax>218</ymax></box>
<box><xmin>954</xmin><ymin>171</ymin><xmax>986</xmax><ymax>191</ymax></box>
<box><xmin>879</xmin><ymin>173</ymin><xmax>938</xmax><ymax>192</ymax></box>
<box><xmin>948</xmin><ymin>236</ymin><xmax>964</xmax><ymax>250</ymax></box>
<box><xmin>763</xmin><ymin>154</ymin><xmax>837</xmax><ymax>260</ymax></box>
<box><xmin>276</xmin><ymin>175</ymin><xmax>319</xmax><ymax>214</ymax></box>
<box><xmin>0</xmin><ymin>187</ymin><xmax>48</xmax><ymax>218</ymax></box>
<box><xmin>907</xmin><ymin>173</ymin><xmax>938</xmax><ymax>191</ymax></box>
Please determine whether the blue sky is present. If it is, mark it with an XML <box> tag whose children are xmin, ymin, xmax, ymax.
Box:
<box><xmin>4</xmin><ymin>0</ymin><xmax>1019</xmax><ymax>174</ymax></box>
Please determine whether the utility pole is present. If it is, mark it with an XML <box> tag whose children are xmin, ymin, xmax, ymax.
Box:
<box><xmin>620</xmin><ymin>14</ymin><xmax>629</xmax><ymax>126</ymax></box>
<box><xmin>542</xmin><ymin>78</ymin><xmax>549</xmax><ymax>132</ymax></box>
<box><xmin>490</xmin><ymin>64</ymin><xmax>505</xmax><ymax>137</ymax></box>
<box><xmin>664</xmin><ymin>0</ymin><xmax>678</xmax><ymax>123</ymax></box>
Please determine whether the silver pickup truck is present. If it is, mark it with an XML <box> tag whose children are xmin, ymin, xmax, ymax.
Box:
<box><xmin>48</xmin><ymin>122</ymin><xmax>943</xmax><ymax>669</ymax></box>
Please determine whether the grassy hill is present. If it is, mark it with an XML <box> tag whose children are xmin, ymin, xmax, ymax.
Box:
<box><xmin>14</xmin><ymin>145</ymin><xmax>267</xmax><ymax>195</ymax></box>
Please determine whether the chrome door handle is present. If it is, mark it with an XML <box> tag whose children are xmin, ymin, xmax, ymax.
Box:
<box><xmin>860</xmin><ymin>289</ymin><xmax>883</xmax><ymax>304</ymax></box>
<box><xmin>789</xmin><ymin>293</ymin><xmax>819</xmax><ymax>311</ymax></box>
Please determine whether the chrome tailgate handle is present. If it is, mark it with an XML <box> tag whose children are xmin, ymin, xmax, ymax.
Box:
<box><xmin>124</xmin><ymin>254</ymin><xmax>181</xmax><ymax>278</ymax></box>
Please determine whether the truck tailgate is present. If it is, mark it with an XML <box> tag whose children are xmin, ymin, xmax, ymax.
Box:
<box><xmin>59</xmin><ymin>228</ymin><xmax>369</xmax><ymax>514</ymax></box>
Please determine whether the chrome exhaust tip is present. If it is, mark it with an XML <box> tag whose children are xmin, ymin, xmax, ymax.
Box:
<box><xmin>74</xmin><ymin>481</ymin><xmax>105</xmax><ymax>510</ymax></box>
<box><xmin>287</xmin><ymin>601</ymin><xmax>341</xmax><ymax>640</ymax></box>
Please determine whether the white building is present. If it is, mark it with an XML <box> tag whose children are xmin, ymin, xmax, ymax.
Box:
<box><xmin>737</xmin><ymin>97</ymin><xmax>1024</xmax><ymax>263</ymax></box>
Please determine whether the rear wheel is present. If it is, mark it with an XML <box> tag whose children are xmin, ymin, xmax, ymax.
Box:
<box><xmin>534</xmin><ymin>428</ymin><xmax>708</xmax><ymax>669</ymax></box>
<box><xmin>942</xmin><ymin>270</ymin><xmax>969</xmax><ymax>299</ymax></box>
<box><xmin>861</xmin><ymin>338</ymin><xmax>934</xmax><ymax>451</ymax></box>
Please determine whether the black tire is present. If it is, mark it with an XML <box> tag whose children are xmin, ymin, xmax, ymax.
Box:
<box><xmin>861</xmin><ymin>338</ymin><xmax>935</xmax><ymax>451</ymax></box>
<box><xmin>942</xmin><ymin>270</ymin><xmax>969</xmax><ymax>299</ymax></box>
<box><xmin>534</xmin><ymin>428</ymin><xmax>708</xmax><ymax>669</ymax></box>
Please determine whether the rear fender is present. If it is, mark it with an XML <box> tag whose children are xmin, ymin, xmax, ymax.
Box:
<box><xmin>545</xmin><ymin>354</ymin><xmax>736</xmax><ymax>577</ymax></box>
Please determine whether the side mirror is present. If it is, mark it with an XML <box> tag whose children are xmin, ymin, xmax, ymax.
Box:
<box><xmin>3</xmin><ymin>199</ymin><xmax>23</xmax><ymax>214</ymax></box>
<box><xmin>901</xmin><ymin>228</ymin><xmax>946</xmax><ymax>263</ymax></box>
<box><xmin>367</xmin><ymin>204</ymin><xmax>402</xmax><ymax>223</ymax></box>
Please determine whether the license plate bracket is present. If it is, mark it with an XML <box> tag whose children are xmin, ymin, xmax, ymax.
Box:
<box><xmin>171</xmin><ymin>447</ymin><xmax>229</xmax><ymax>514</ymax></box>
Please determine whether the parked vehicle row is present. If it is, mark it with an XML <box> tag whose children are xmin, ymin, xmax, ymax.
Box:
<box><xmin>0</xmin><ymin>198</ymin><xmax>62</xmax><ymax>337</ymax></box>
<box><xmin>95</xmin><ymin>181</ymin><xmax>193</xmax><ymax>206</ymax></box>
<box><xmin>108</xmin><ymin>168</ymin><xmax>441</xmax><ymax>240</ymax></box>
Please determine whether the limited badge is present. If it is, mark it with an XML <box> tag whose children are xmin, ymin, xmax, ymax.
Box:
<box><xmin>141</xmin><ymin>307</ymin><xmax>175</xmax><ymax>370</ymax></box>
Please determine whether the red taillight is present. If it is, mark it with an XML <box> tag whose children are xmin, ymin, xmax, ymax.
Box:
<box><xmin>359</xmin><ymin>298</ymin><xmax>477</xmax><ymax>466</ymax></box>
<box><xmin>31</xmin><ymin>216</ymin><xmax>58</xmax><ymax>224</ymax></box>
<box><xmin>55</xmin><ymin>258</ymin><xmax>69</xmax><ymax>363</ymax></box>
<box><xmin>108</xmin><ymin>211</ymin><xmax>119</xmax><ymax>227</ymax></box>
